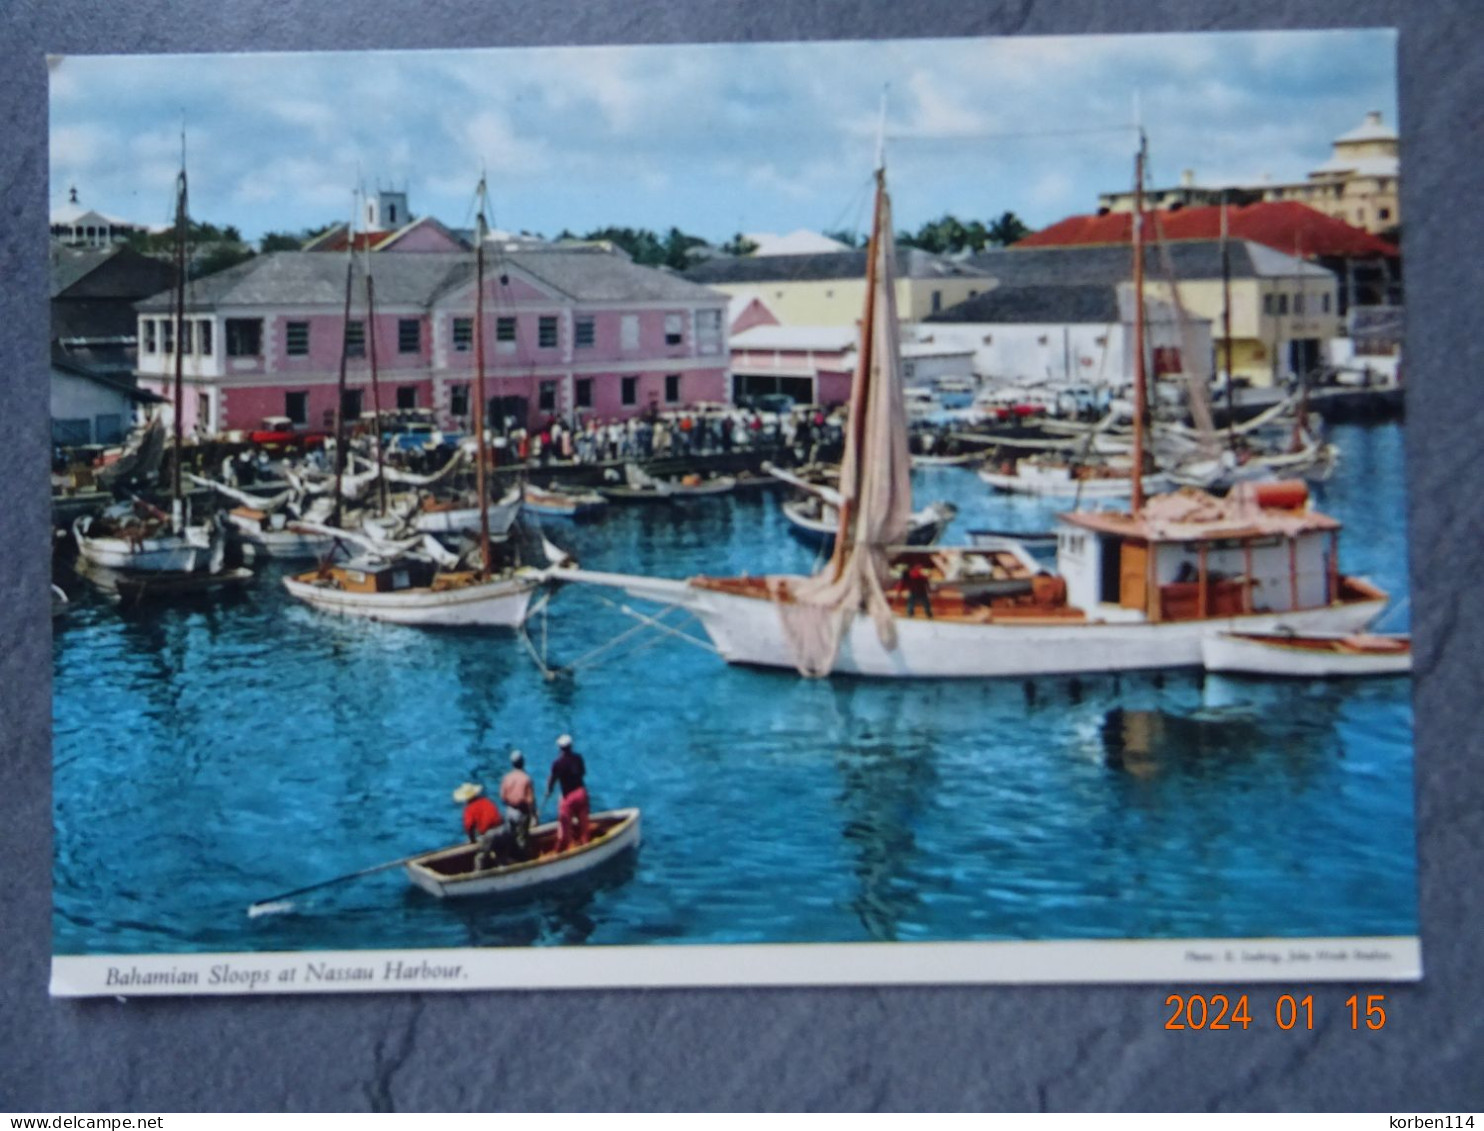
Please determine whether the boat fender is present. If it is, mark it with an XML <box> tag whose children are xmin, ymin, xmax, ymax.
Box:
<box><xmin>1251</xmin><ymin>480</ymin><xmax>1308</xmax><ymax>510</ymax></box>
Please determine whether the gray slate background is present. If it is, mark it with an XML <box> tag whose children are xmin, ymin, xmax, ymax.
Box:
<box><xmin>3</xmin><ymin>0</ymin><xmax>1481</xmax><ymax>1112</ymax></box>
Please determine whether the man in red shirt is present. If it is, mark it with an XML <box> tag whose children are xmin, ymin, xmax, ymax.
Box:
<box><xmin>544</xmin><ymin>734</ymin><xmax>590</xmax><ymax>854</ymax></box>
<box><xmin>453</xmin><ymin>781</ymin><xmax>502</xmax><ymax>870</ymax></box>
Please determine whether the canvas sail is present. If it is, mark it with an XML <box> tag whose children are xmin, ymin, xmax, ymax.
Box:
<box><xmin>774</xmin><ymin>171</ymin><xmax>914</xmax><ymax>677</ymax></box>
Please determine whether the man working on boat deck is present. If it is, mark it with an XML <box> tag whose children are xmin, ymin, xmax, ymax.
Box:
<box><xmin>544</xmin><ymin>734</ymin><xmax>590</xmax><ymax>854</ymax></box>
<box><xmin>896</xmin><ymin>560</ymin><xmax>934</xmax><ymax>619</ymax></box>
<box><xmin>498</xmin><ymin>750</ymin><xmax>538</xmax><ymax>861</ymax></box>
<box><xmin>454</xmin><ymin>782</ymin><xmax>502</xmax><ymax>871</ymax></box>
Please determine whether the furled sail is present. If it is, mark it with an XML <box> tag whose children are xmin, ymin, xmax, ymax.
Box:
<box><xmin>774</xmin><ymin>170</ymin><xmax>914</xmax><ymax>677</ymax></box>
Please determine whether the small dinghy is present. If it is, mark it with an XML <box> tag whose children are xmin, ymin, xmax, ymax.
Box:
<box><xmin>522</xmin><ymin>482</ymin><xmax>609</xmax><ymax>519</ymax></box>
<box><xmin>404</xmin><ymin>808</ymin><xmax>642</xmax><ymax>899</ymax></box>
<box><xmin>1201</xmin><ymin>630</ymin><xmax>1412</xmax><ymax>678</ymax></box>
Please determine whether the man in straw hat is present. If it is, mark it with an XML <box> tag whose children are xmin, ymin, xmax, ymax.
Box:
<box><xmin>453</xmin><ymin>781</ymin><xmax>502</xmax><ymax>871</ymax></box>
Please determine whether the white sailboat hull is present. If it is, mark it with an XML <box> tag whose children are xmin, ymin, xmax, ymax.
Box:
<box><xmin>978</xmin><ymin>467</ymin><xmax>1172</xmax><ymax>498</ymax></box>
<box><xmin>412</xmin><ymin>494</ymin><xmax>522</xmax><ymax>537</ymax></box>
<box><xmin>73</xmin><ymin>517</ymin><xmax>218</xmax><ymax>573</ymax></box>
<box><xmin>227</xmin><ymin>515</ymin><xmax>335</xmax><ymax>561</ymax></box>
<box><xmin>1201</xmin><ymin>632</ymin><xmax>1411</xmax><ymax>678</ymax></box>
<box><xmin>282</xmin><ymin>573</ymin><xmax>540</xmax><ymax>627</ymax></box>
<box><xmin>568</xmin><ymin>571</ymin><xmax>1386</xmax><ymax>678</ymax></box>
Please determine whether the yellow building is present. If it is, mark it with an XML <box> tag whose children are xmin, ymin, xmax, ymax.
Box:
<box><xmin>1097</xmin><ymin>111</ymin><xmax>1401</xmax><ymax>236</ymax></box>
<box><xmin>683</xmin><ymin>247</ymin><xmax>991</xmax><ymax>328</ymax></box>
<box><xmin>969</xmin><ymin>243</ymin><xmax>1342</xmax><ymax>388</ymax></box>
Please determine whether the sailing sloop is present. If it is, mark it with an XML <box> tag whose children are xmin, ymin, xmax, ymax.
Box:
<box><xmin>281</xmin><ymin>522</ymin><xmax>547</xmax><ymax>628</ymax></box>
<box><xmin>75</xmin><ymin>157</ymin><xmax>228</xmax><ymax>579</ymax></box>
<box><xmin>282</xmin><ymin>176</ymin><xmax>549</xmax><ymax>630</ymax></box>
<box><xmin>550</xmin><ymin>142</ymin><xmax>1387</xmax><ymax>679</ymax></box>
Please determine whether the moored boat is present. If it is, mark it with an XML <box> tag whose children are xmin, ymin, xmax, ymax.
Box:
<box><xmin>551</xmin><ymin>131</ymin><xmax>1388</xmax><ymax>680</ymax></box>
<box><xmin>1201</xmin><ymin>630</ymin><xmax>1411</xmax><ymax>678</ymax></box>
<box><xmin>521</xmin><ymin>482</ymin><xmax>609</xmax><ymax>518</ymax></box>
<box><xmin>404</xmin><ymin>808</ymin><xmax>641</xmax><ymax>898</ymax></box>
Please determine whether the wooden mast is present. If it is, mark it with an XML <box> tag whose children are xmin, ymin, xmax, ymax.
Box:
<box><xmin>170</xmin><ymin>153</ymin><xmax>188</xmax><ymax>534</ymax></box>
<box><xmin>363</xmin><ymin>245</ymin><xmax>389</xmax><ymax>516</ymax></box>
<box><xmin>1130</xmin><ymin>129</ymin><xmax>1149</xmax><ymax>514</ymax></box>
<box><xmin>331</xmin><ymin>204</ymin><xmax>356</xmax><ymax>529</ymax></box>
<box><xmin>473</xmin><ymin>177</ymin><xmax>493</xmax><ymax>581</ymax></box>
<box><xmin>1220</xmin><ymin>193</ymin><xmax>1236</xmax><ymax>448</ymax></box>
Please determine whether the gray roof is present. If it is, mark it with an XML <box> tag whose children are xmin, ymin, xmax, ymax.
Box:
<box><xmin>681</xmin><ymin>248</ymin><xmax>990</xmax><ymax>286</ymax></box>
<box><xmin>967</xmin><ymin>240</ymin><xmax>1322</xmax><ymax>286</ymax></box>
<box><xmin>138</xmin><ymin>248</ymin><xmax>724</xmax><ymax>312</ymax></box>
<box><xmin>50</xmin><ymin>246</ymin><xmax>119</xmax><ymax>296</ymax></box>
<box><xmin>926</xmin><ymin>284</ymin><xmax>1123</xmax><ymax>325</ymax></box>
<box><xmin>506</xmin><ymin>249</ymin><xmax>726</xmax><ymax>303</ymax></box>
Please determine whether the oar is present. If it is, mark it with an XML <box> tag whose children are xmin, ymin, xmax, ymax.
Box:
<box><xmin>247</xmin><ymin>851</ymin><xmax>431</xmax><ymax>918</ymax></box>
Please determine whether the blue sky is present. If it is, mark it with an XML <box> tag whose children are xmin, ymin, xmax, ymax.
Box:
<box><xmin>48</xmin><ymin>30</ymin><xmax>1397</xmax><ymax>245</ymax></box>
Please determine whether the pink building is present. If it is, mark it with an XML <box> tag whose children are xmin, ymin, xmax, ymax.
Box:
<box><xmin>728</xmin><ymin>325</ymin><xmax>857</xmax><ymax>407</ymax></box>
<box><xmin>136</xmin><ymin>246</ymin><xmax>730</xmax><ymax>434</ymax></box>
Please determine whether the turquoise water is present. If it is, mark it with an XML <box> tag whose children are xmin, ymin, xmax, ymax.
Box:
<box><xmin>52</xmin><ymin>423</ymin><xmax>1417</xmax><ymax>954</ymax></box>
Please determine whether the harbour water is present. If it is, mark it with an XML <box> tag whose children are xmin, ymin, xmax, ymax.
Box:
<box><xmin>52</xmin><ymin>422</ymin><xmax>1417</xmax><ymax>956</ymax></box>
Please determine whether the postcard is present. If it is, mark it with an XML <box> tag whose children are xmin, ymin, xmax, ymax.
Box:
<box><xmin>47</xmin><ymin>28</ymin><xmax>1418</xmax><ymax>997</ymax></box>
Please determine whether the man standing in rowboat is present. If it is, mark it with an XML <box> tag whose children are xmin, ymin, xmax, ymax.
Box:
<box><xmin>498</xmin><ymin>751</ymin><xmax>538</xmax><ymax>861</ymax></box>
<box><xmin>545</xmin><ymin>734</ymin><xmax>590</xmax><ymax>854</ymax></box>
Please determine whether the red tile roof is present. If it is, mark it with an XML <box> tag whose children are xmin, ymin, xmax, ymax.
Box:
<box><xmin>1017</xmin><ymin>201</ymin><xmax>1398</xmax><ymax>259</ymax></box>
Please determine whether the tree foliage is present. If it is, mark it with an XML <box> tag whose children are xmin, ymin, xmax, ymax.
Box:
<box><xmin>574</xmin><ymin>225</ymin><xmax>711</xmax><ymax>270</ymax></box>
<box><xmin>896</xmin><ymin>211</ymin><xmax>1033</xmax><ymax>254</ymax></box>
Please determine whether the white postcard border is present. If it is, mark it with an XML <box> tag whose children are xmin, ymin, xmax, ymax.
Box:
<box><xmin>51</xmin><ymin>936</ymin><xmax>1421</xmax><ymax>997</ymax></box>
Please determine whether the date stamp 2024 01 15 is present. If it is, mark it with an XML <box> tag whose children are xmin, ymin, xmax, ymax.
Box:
<box><xmin>1164</xmin><ymin>992</ymin><xmax>1392</xmax><ymax>1031</ymax></box>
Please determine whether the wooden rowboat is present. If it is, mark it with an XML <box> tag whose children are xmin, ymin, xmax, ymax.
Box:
<box><xmin>1201</xmin><ymin>631</ymin><xmax>1411</xmax><ymax>678</ymax></box>
<box><xmin>404</xmin><ymin>808</ymin><xmax>642</xmax><ymax>899</ymax></box>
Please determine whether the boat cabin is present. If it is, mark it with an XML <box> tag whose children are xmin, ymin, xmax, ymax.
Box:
<box><xmin>323</xmin><ymin>555</ymin><xmax>439</xmax><ymax>594</ymax></box>
<box><xmin>1052</xmin><ymin>481</ymin><xmax>1380</xmax><ymax>623</ymax></box>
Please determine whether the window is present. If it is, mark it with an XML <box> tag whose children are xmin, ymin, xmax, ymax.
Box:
<box><xmin>286</xmin><ymin>321</ymin><xmax>310</xmax><ymax>356</ymax></box>
<box><xmin>452</xmin><ymin>317</ymin><xmax>473</xmax><ymax>352</ymax></box>
<box><xmin>450</xmin><ymin>385</ymin><xmax>470</xmax><ymax>416</ymax></box>
<box><xmin>396</xmin><ymin>386</ymin><xmax>417</xmax><ymax>410</ymax></box>
<box><xmin>696</xmin><ymin>309</ymin><xmax>722</xmax><ymax>356</ymax></box>
<box><xmin>143</xmin><ymin>320</ymin><xmax>157</xmax><ymax>354</ymax></box>
<box><xmin>398</xmin><ymin>319</ymin><xmax>420</xmax><ymax>354</ymax></box>
<box><xmin>620</xmin><ymin>314</ymin><xmax>639</xmax><ymax>350</ymax></box>
<box><xmin>538</xmin><ymin>316</ymin><xmax>558</xmax><ymax>349</ymax></box>
<box><xmin>575</xmin><ymin>378</ymin><xmax>593</xmax><ymax>408</ymax></box>
<box><xmin>575</xmin><ymin>317</ymin><xmax>596</xmax><ymax>348</ymax></box>
<box><xmin>621</xmin><ymin>376</ymin><xmax>638</xmax><ymax>406</ymax></box>
<box><xmin>538</xmin><ymin>380</ymin><xmax>557</xmax><ymax>412</ymax></box>
<box><xmin>342</xmin><ymin>389</ymin><xmax>363</xmax><ymax>420</ymax></box>
<box><xmin>387</xmin><ymin>203</ymin><xmax>398</xmax><ymax>225</ymax></box>
<box><xmin>285</xmin><ymin>391</ymin><xmax>308</xmax><ymax>425</ymax></box>
<box><xmin>665</xmin><ymin>374</ymin><xmax>681</xmax><ymax>404</ymax></box>
<box><xmin>496</xmin><ymin>316</ymin><xmax>517</xmax><ymax>350</ymax></box>
<box><xmin>1322</xmin><ymin>294</ymin><xmax>1332</xmax><ymax>314</ymax></box>
<box><xmin>161</xmin><ymin>320</ymin><xmax>174</xmax><ymax>354</ymax></box>
<box><xmin>665</xmin><ymin>313</ymin><xmax>683</xmax><ymax>346</ymax></box>
<box><xmin>1379</xmin><ymin>207</ymin><xmax>1392</xmax><ymax>221</ymax></box>
<box><xmin>196</xmin><ymin>393</ymin><xmax>210</xmax><ymax>433</ymax></box>
<box><xmin>198</xmin><ymin>320</ymin><xmax>213</xmax><ymax>357</ymax></box>
<box><xmin>931</xmin><ymin>290</ymin><xmax>942</xmax><ymax>313</ymax></box>
<box><xmin>226</xmin><ymin>318</ymin><xmax>262</xmax><ymax>357</ymax></box>
<box><xmin>1263</xmin><ymin>294</ymin><xmax>1275</xmax><ymax>316</ymax></box>
<box><xmin>344</xmin><ymin>320</ymin><xmax>366</xmax><ymax>357</ymax></box>
<box><xmin>1277</xmin><ymin>295</ymin><xmax>1289</xmax><ymax>316</ymax></box>
<box><xmin>180</xmin><ymin>322</ymin><xmax>193</xmax><ymax>355</ymax></box>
